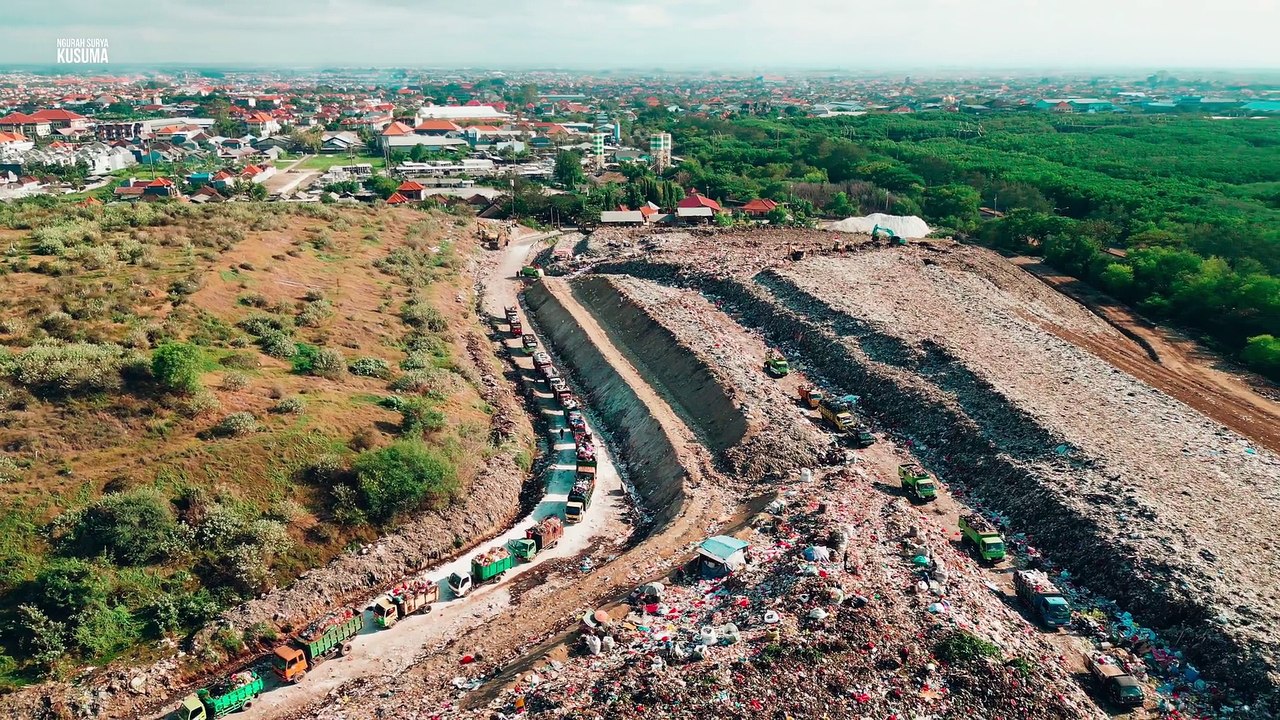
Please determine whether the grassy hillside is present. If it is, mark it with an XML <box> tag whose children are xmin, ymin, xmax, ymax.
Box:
<box><xmin>0</xmin><ymin>201</ymin><xmax>497</xmax><ymax>683</ymax></box>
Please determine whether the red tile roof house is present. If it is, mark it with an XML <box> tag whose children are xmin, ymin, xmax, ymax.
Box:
<box><xmin>675</xmin><ymin>190</ymin><xmax>722</xmax><ymax>222</ymax></box>
<box><xmin>412</xmin><ymin>120</ymin><xmax>461</xmax><ymax>136</ymax></box>
<box><xmin>385</xmin><ymin>192</ymin><xmax>410</xmax><ymax>205</ymax></box>
<box><xmin>740</xmin><ymin>198</ymin><xmax>779</xmax><ymax>216</ymax></box>
<box><xmin>0</xmin><ymin>112</ymin><xmax>52</xmax><ymax>137</ymax></box>
<box><xmin>396</xmin><ymin>180</ymin><xmax>426</xmax><ymax>201</ymax></box>
<box><xmin>143</xmin><ymin>177</ymin><xmax>179</xmax><ymax>197</ymax></box>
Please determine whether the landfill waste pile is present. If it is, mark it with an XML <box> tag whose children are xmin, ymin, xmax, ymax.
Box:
<box><xmin>471</xmin><ymin>466</ymin><xmax>1103</xmax><ymax>719</ymax></box>
<box><xmin>576</xmin><ymin>228</ymin><xmax>1280</xmax><ymax>706</ymax></box>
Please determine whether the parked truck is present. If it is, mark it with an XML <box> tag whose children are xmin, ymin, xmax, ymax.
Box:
<box><xmin>271</xmin><ymin>607</ymin><xmax>363</xmax><ymax>683</ymax></box>
<box><xmin>566</xmin><ymin>410</ymin><xmax>586</xmax><ymax>433</ymax></box>
<box><xmin>576</xmin><ymin>442</ymin><xmax>597</xmax><ymax>468</ymax></box>
<box><xmin>510</xmin><ymin>319</ymin><xmax>523</xmax><ymax>336</ymax></box>
<box><xmin>519</xmin><ymin>265</ymin><xmax>543</xmax><ymax>279</ymax></box>
<box><xmin>959</xmin><ymin>514</ymin><xmax>1006</xmax><ymax>563</ymax></box>
<box><xmin>1013</xmin><ymin>570</ymin><xmax>1071</xmax><ymax>628</ymax></box>
<box><xmin>897</xmin><ymin>463</ymin><xmax>937</xmax><ymax>501</ymax></box>
<box><xmin>541</xmin><ymin>364</ymin><xmax>560</xmax><ymax>384</ymax></box>
<box><xmin>372</xmin><ymin>580</ymin><xmax>437</xmax><ymax>629</ymax></box>
<box><xmin>522</xmin><ymin>334</ymin><xmax>538</xmax><ymax>353</ymax></box>
<box><xmin>448</xmin><ymin>546</ymin><xmax>515</xmax><ymax>598</ymax></box>
<box><xmin>798</xmin><ymin>385</ymin><xmax>824</xmax><ymax>409</ymax></box>
<box><xmin>566</xmin><ymin>469</ymin><xmax>596</xmax><ymax>523</ymax></box>
<box><xmin>1085</xmin><ymin>653</ymin><xmax>1146</xmax><ymax>708</ymax></box>
<box><xmin>509</xmin><ymin>537</ymin><xmax>538</xmax><ymax>561</ymax></box>
<box><xmin>504</xmin><ymin>306</ymin><xmax>518</xmax><ymax>323</ymax></box>
<box><xmin>527</xmin><ymin>515</ymin><xmax>564</xmax><ymax>551</ymax></box>
<box><xmin>533</xmin><ymin>351</ymin><xmax>552</xmax><ymax>369</ymax></box>
<box><xmin>178</xmin><ymin>671</ymin><xmax>264</xmax><ymax>720</ymax></box>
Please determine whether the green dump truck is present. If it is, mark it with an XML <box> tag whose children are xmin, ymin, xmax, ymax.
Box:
<box><xmin>764</xmin><ymin>354</ymin><xmax>790</xmax><ymax>377</ymax></box>
<box><xmin>509</xmin><ymin>537</ymin><xmax>538</xmax><ymax>561</ymax></box>
<box><xmin>897</xmin><ymin>463</ymin><xmax>937</xmax><ymax>501</ymax></box>
<box><xmin>959</xmin><ymin>514</ymin><xmax>1006</xmax><ymax>563</ymax></box>
<box><xmin>271</xmin><ymin>608</ymin><xmax>363</xmax><ymax>683</ymax></box>
<box><xmin>449</xmin><ymin>546</ymin><xmax>515</xmax><ymax>598</ymax></box>
<box><xmin>519</xmin><ymin>265</ymin><xmax>543</xmax><ymax>279</ymax></box>
<box><xmin>178</xmin><ymin>671</ymin><xmax>264</xmax><ymax>720</ymax></box>
<box><xmin>1014</xmin><ymin>570</ymin><xmax>1071</xmax><ymax>628</ymax></box>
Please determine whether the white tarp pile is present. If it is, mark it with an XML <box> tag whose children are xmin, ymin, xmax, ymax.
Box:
<box><xmin>828</xmin><ymin>213</ymin><xmax>931</xmax><ymax>238</ymax></box>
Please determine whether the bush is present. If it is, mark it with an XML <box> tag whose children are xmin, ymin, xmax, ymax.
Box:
<box><xmin>348</xmin><ymin>357</ymin><xmax>391</xmax><ymax>378</ymax></box>
<box><xmin>1242</xmin><ymin>335</ymin><xmax>1280</xmax><ymax>379</ymax></box>
<box><xmin>57</xmin><ymin>490</ymin><xmax>184</xmax><ymax>566</ymax></box>
<box><xmin>15</xmin><ymin>604</ymin><xmax>67</xmax><ymax>673</ymax></box>
<box><xmin>72</xmin><ymin>605</ymin><xmax>141</xmax><ymax>659</ymax></box>
<box><xmin>0</xmin><ymin>455</ymin><xmax>23</xmax><ymax>483</ymax></box>
<box><xmin>152</xmin><ymin>342</ymin><xmax>204</xmax><ymax>394</ymax></box>
<box><xmin>399</xmin><ymin>397</ymin><xmax>446</xmax><ymax>434</ymax></box>
<box><xmin>211</xmin><ymin>412</ymin><xmax>258</xmax><ymax>437</ymax></box>
<box><xmin>238</xmin><ymin>292</ymin><xmax>269</xmax><ymax>308</ymax></box>
<box><xmin>292</xmin><ymin>344</ymin><xmax>345</xmax><ymax>379</ymax></box>
<box><xmin>934</xmin><ymin>630</ymin><xmax>1002</xmax><ymax>665</ymax></box>
<box><xmin>181</xmin><ymin>391</ymin><xmax>221</xmax><ymax>418</ymax></box>
<box><xmin>389</xmin><ymin>367</ymin><xmax>459</xmax><ymax>399</ymax></box>
<box><xmin>329</xmin><ymin>484</ymin><xmax>365</xmax><ymax>526</ymax></box>
<box><xmin>259</xmin><ymin>331</ymin><xmax>297</xmax><ymax>359</ymax></box>
<box><xmin>296</xmin><ymin>299</ymin><xmax>334</xmax><ymax>328</ymax></box>
<box><xmin>351</xmin><ymin>440</ymin><xmax>459</xmax><ymax>523</ymax></box>
<box><xmin>4</xmin><ymin>342</ymin><xmax>128</xmax><ymax>395</ymax></box>
<box><xmin>237</xmin><ymin>314</ymin><xmax>289</xmax><ymax>337</ymax></box>
<box><xmin>219</xmin><ymin>351</ymin><xmax>261</xmax><ymax>370</ymax></box>
<box><xmin>272</xmin><ymin>396</ymin><xmax>306</xmax><ymax>414</ymax></box>
<box><xmin>220</xmin><ymin>372</ymin><xmax>249</xmax><ymax>391</ymax></box>
<box><xmin>400</xmin><ymin>299</ymin><xmax>448</xmax><ymax>332</ymax></box>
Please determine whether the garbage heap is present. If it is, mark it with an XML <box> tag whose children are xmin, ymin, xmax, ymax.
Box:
<box><xmin>478</xmin><ymin>466</ymin><xmax>1103</xmax><ymax>719</ymax></box>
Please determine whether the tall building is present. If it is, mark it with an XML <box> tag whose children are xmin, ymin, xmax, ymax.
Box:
<box><xmin>589</xmin><ymin>132</ymin><xmax>607</xmax><ymax>170</ymax></box>
<box><xmin>649</xmin><ymin>132</ymin><xmax>672</xmax><ymax>169</ymax></box>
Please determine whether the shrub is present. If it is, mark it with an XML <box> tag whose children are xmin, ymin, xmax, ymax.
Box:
<box><xmin>15</xmin><ymin>604</ymin><xmax>67</xmax><ymax>673</ymax></box>
<box><xmin>147</xmin><ymin>589</ymin><xmax>220</xmax><ymax>634</ymax></box>
<box><xmin>348</xmin><ymin>356</ymin><xmax>391</xmax><ymax>378</ymax></box>
<box><xmin>399</xmin><ymin>397</ymin><xmax>447</xmax><ymax>434</ymax></box>
<box><xmin>40</xmin><ymin>311</ymin><xmax>76</xmax><ymax>337</ymax></box>
<box><xmin>259</xmin><ymin>331</ymin><xmax>297</xmax><ymax>359</ymax></box>
<box><xmin>152</xmin><ymin>342</ymin><xmax>204</xmax><ymax>394</ymax></box>
<box><xmin>4</xmin><ymin>342</ymin><xmax>128</xmax><ymax>395</ymax></box>
<box><xmin>272</xmin><ymin>396</ymin><xmax>305</xmax><ymax>414</ymax></box>
<box><xmin>211</xmin><ymin>412</ymin><xmax>258</xmax><ymax>437</ymax></box>
<box><xmin>56</xmin><ymin>489</ymin><xmax>184</xmax><ymax>566</ymax></box>
<box><xmin>400</xmin><ymin>299</ymin><xmax>448</xmax><ymax>332</ymax></box>
<box><xmin>0</xmin><ymin>455</ymin><xmax>22</xmax><ymax>483</ymax></box>
<box><xmin>934</xmin><ymin>630</ymin><xmax>1002</xmax><ymax>665</ymax></box>
<box><xmin>237</xmin><ymin>314</ymin><xmax>289</xmax><ymax>337</ymax></box>
<box><xmin>72</xmin><ymin>605</ymin><xmax>142</xmax><ymax>659</ymax></box>
<box><xmin>292</xmin><ymin>344</ymin><xmax>345</xmax><ymax>379</ymax></box>
<box><xmin>238</xmin><ymin>292</ymin><xmax>269</xmax><ymax>308</ymax></box>
<box><xmin>181</xmin><ymin>391</ymin><xmax>221</xmax><ymax>418</ymax></box>
<box><xmin>219</xmin><ymin>351</ymin><xmax>260</xmax><ymax>370</ymax></box>
<box><xmin>329</xmin><ymin>484</ymin><xmax>365</xmax><ymax>526</ymax></box>
<box><xmin>389</xmin><ymin>367</ymin><xmax>459</xmax><ymax>399</ymax></box>
<box><xmin>1242</xmin><ymin>335</ymin><xmax>1280</xmax><ymax>379</ymax></box>
<box><xmin>308</xmin><ymin>452</ymin><xmax>344</xmax><ymax>481</ymax></box>
<box><xmin>220</xmin><ymin>372</ymin><xmax>249</xmax><ymax>391</ymax></box>
<box><xmin>352</xmin><ymin>440</ymin><xmax>459</xmax><ymax>523</ymax></box>
<box><xmin>296</xmin><ymin>299</ymin><xmax>334</xmax><ymax>328</ymax></box>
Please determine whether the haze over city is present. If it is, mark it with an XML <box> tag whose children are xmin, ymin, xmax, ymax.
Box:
<box><xmin>2</xmin><ymin>0</ymin><xmax>1279</xmax><ymax>69</ymax></box>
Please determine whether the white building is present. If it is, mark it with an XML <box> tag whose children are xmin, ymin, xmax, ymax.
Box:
<box><xmin>415</xmin><ymin>105</ymin><xmax>510</xmax><ymax>124</ymax></box>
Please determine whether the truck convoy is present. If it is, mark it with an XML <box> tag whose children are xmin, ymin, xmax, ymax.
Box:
<box><xmin>897</xmin><ymin>463</ymin><xmax>937</xmax><ymax>501</ymax></box>
<box><xmin>959</xmin><ymin>514</ymin><xmax>1006</xmax><ymax>563</ymax></box>
<box><xmin>448</xmin><ymin>546</ymin><xmax>515</xmax><ymax>598</ymax></box>
<box><xmin>372</xmin><ymin>580</ymin><xmax>437</xmax><ymax>629</ymax></box>
<box><xmin>178</xmin><ymin>671</ymin><xmax>264</xmax><ymax>720</ymax></box>
<box><xmin>1013</xmin><ymin>570</ymin><xmax>1072</xmax><ymax>628</ymax></box>
<box><xmin>271</xmin><ymin>607</ymin><xmax>363</xmax><ymax>683</ymax></box>
<box><xmin>1085</xmin><ymin>653</ymin><xmax>1146</xmax><ymax>708</ymax></box>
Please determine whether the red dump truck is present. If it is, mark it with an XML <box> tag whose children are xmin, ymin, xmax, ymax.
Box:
<box><xmin>527</xmin><ymin>516</ymin><xmax>564</xmax><ymax>551</ymax></box>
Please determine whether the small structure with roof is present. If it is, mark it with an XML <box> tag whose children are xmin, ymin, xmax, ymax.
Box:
<box><xmin>696</xmin><ymin>535</ymin><xmax>749</xmax><ymax>578</ymax></box>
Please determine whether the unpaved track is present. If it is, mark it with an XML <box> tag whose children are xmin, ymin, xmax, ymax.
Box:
<box><xmin>283</xmin><ymin>245</ymin><xmax>739</xmax><ymax>719</ymax></box>
<box><xmin>1013</xmin><ymin>257</ymin><xmax>1280</xmax><ymax>454</ymax></box>
<box><xmin>145</xmin><ymin>229</ymin><xmax>632</xmax><ymax>720</ymax></box>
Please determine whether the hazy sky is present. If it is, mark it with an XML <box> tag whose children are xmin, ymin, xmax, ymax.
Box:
<box><xmin>3</xmin><ymin>0</ymin><xmax>1279</xmax><ymax>70</ymax></box>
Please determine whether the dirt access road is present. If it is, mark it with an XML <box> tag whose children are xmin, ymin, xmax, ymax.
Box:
<box><xmin>1013</xmin><ymin>257</ymin><xmax>1280</xmax><ymax>454</ymax></box>
<box><xmin>145</xmin><ymin>228</ymin><xmax>630</xmax><ymax>720</ymax></box>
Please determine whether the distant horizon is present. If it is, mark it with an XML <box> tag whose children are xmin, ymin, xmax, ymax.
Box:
<box><xmin>2</xmin><ymin>0</ymin><xmax>1278</xmax><ymax>72</ymax></box>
